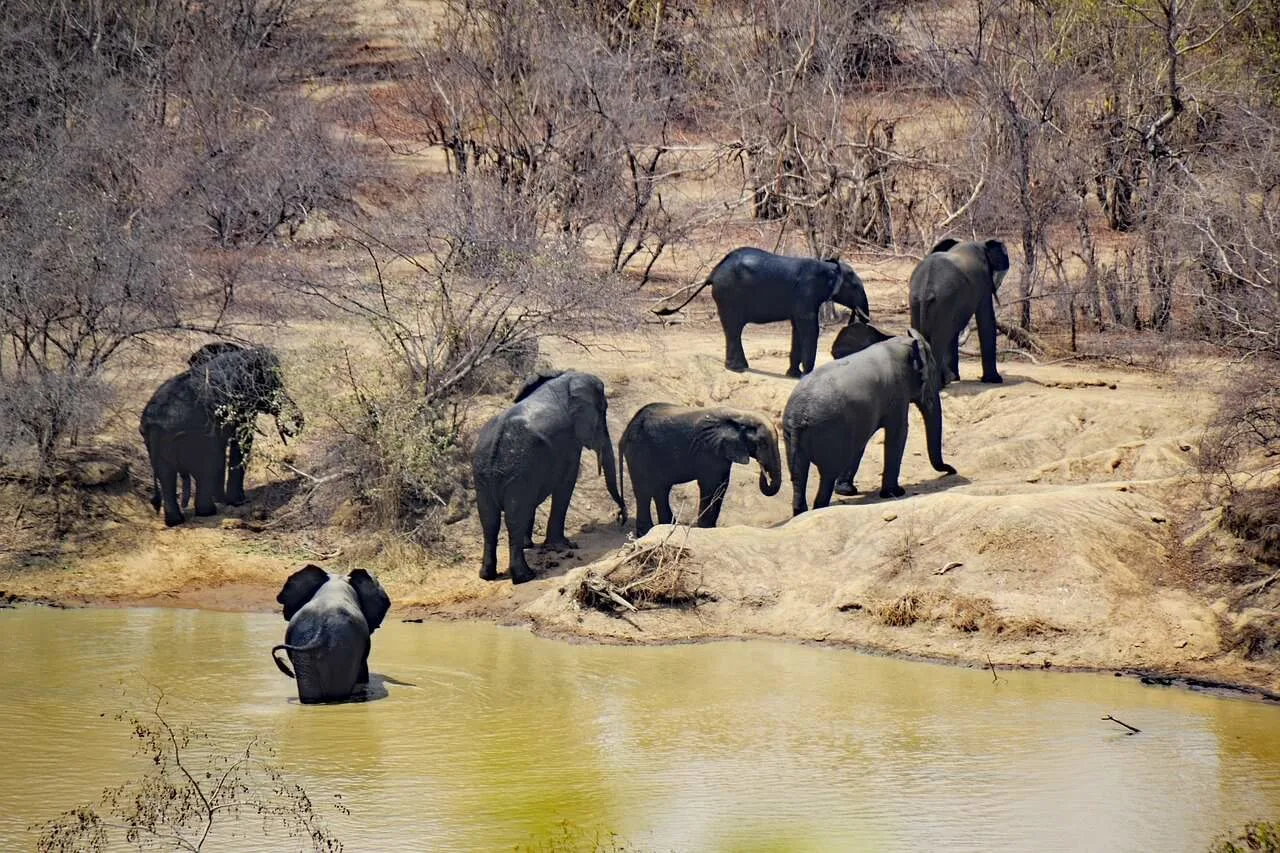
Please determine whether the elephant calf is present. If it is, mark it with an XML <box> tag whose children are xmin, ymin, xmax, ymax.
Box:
<box><xmin>784</xmin><ymin>329</ymin><xmax>956</xmax><ymax>514</ymax></box>
<box><xmin>272</xmin><ymin>564</ymin><xmax>391</xmax><ymax>704</ymax></box>
<box><xmin>654</xmin><ymin>247</ymin><xmax>870</xmax><ymax>376</ymax></box>
<box><xmin>618</xmin><ymin>403</ymin><xmax>782</xmax><ymax>536</ymax></box>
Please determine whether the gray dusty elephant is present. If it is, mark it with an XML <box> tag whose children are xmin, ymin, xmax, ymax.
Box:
<box><xmin>472</xmin><ymin>370</ymin><xmax>627</xmax><ymax>584</ymax></box>
<box><xmin>653</xmin><ymin>247</ymin><xmax>870</xmax><ymax>376</ymax></box>
<box><xmin>784</xmin><ymin>329</ymin><xmax>956</xmax><ymax>515</ymax></box>
<box><xmin>618</xmin><ymin>403</ymin><xmax>782</xmax><ymax>537</ymax></box>
<box><xmin>272</xmin><ymin>564</ymin><xmax>391</xmax><ymax>704</ymax></box>
<box><xmin>909</xmin><ymin>238</ymin><xmax>1010</xmax><ymax>386</ymax></box>
<box><xmin>141</xmin><ymin>345</ymin><xmax>303</xmax><ymax>526</ymax></box>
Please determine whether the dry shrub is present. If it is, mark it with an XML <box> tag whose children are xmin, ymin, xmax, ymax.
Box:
<box><xmin>870</xmin><ymin>590</ymin><xmax>1052</xmax><ymax>636</ymax></box>
<box><xmin>1222</xmin><ymin>487</ymin><xmax>1280</xmax><ymax>568</ymax></box>
<box><xmin>948</xmin><ymin>595</ymin><xmax>1000</xmax><ymax>633</ymax></box>
<box><xmin>1221</xmin><ymin>609</ymin><xmax>1280</xmax><ymax>662</ymax></box>
<box><xmin>876</xmin><ymin>593</ymin><xmax>926</xmax><ymax>627</ymax></box>
<box><xmin>576</xmin><ymin>539</ymin><xmax>712</xmax><ymax>613</ymax></box>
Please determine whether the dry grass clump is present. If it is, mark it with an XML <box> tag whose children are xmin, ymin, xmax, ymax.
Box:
<box><xmin>1221</xmin><ymin>609</ymin><xmax>1280</xmax><ymax>662</ymax></box>
<box><xmin>575</xmin><ymin>539</ymin><xmax>712</xmax><ymax>614</ymax></box>
<box><xmin>867</xmin><ymin>590</ymin><xmax>1053</xmax><ymax>637</ymax></box>
<box><xmin>1223</xmin><ymin>487</ymin><xmax>1280</xmax><ymax>568</ymax></box>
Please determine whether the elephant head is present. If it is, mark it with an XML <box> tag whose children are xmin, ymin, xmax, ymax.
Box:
<box><xmin>831</xmin><ymin>319</ymin><xmax>893</xmax><ymax>360</ymax></box>
<box><xmin>193</xmin><ymin>346</ymin><xmax>303</xmax><ymax>441</ymax></box>
<box><xmin>703</xmin><ymin>412</ymin><xmax>782</xmax><ymax>497</ymax></box>
<box><xmin>277</xmin><ymin>563</ymin><xmax>391</xmax><ymax>632</ymax></box>
<box><xmin>904</xmin><ymin>330</ymin><xmax>956</xmax><ymax>477</ymax></box>
<box><xmin>928</xmin><ymin>238</ymin><xmax>1011</xmax><ymax>302</ymax></box>
<box><xmin>824</xmin><ymin>257</ymin><xmax>871</xmax><ymax>322</ymax></box>
<box><xmin>514</xmin><ymin>370</ymin><xmax>627</xmax><ymax>525</ymax></box>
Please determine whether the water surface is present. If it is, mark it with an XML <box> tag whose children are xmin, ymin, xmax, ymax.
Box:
<box><xmin>2</xmin><ymin>606</ymin><xmax>1278</xmax><ymax>852</ymax></box>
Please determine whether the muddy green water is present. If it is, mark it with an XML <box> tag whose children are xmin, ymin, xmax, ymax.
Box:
<box><xmin>1</xmin><ymin>607</ymin><xmax>1279</xmax><ymax>852</ymax></box>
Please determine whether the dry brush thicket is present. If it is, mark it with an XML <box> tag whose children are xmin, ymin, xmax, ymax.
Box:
<box><xmin>1</xmin><ymin>0</ymin><xmax>1278</xmax><ymax>557</ymax></box>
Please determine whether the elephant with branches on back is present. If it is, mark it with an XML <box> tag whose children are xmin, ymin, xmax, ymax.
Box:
<box><xmin>141</xmin><ymin>343</ymin><xmax>303</xmax><ymax>526</ymax></box>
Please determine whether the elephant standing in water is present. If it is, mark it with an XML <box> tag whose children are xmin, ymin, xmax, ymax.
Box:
<box><xmin>272</xmin><ymin>564</ymin><xmax>391</xmax><ymax>704</ymax></box>
<box><xmin>784</xmin><ymin>330</ymin><xmax>955</xmax><ymax>515</ymax></box>
<box><xmin>472</xmin><ymin>370</ymin><xmax>627</xmax><ymax>584</ymax></box>
<box><xmin>653</xmin><ymin>247</ymin><xmax>870</xmax><ymax>376</ymax></box>
<box><xmin>909</xmin><ymin>238</ymin><xmax>1010</xmax><ymax>386</ymax></box>
<box><xmin>141</xmin><ymin>345</ymin><xmax>303</xmax><ymax>526</ymax></box>
<box><xmin>618</xmin><ymin>403</ymin><xmax>782</xmax><ymax>536</ymax></box>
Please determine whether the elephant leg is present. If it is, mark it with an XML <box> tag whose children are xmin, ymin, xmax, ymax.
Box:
<box><xmin>634</xmin><ymin>485</ymin><xmax>656</xmax><ymax>537</ymax></box>
<box><xmin>813</xmin><ymin>470</ymin><xmax>837</xmax><ymax>510</ymax></box>
<box><xmin>192</xmin><ymin>454</ymin><xmax>220</xmax><ymax>517</ymax></box>
<box><xmin>357</xmin><ymin>639</ymin><xmax>371</xmax><ymax>685</ymax></box>
<box><xmin>506</xmin><ymin>507</ymin><xmax>537</xmax><ymax>584</ymax></box>
<box><xmin>477</xmin><ymin>492</ymin><xmax>501</xmax><ymax>581</ymax></box>
<box><xmin>157</xmin><ymin>464</ymin><xmax>185</xmax><ymax>527</ymax></box>
<box><xmin>696</xmin><ymin>474</ymin><xmax>730</xmax><ymax>528</ymax></box>
<box><xmin>949</xmin><ymin>334</ymin><xmax>961</xmax><ymax>383</ymax></box>
<box><xmin>543</xmin><ymin>465</ymin><xmax>579</xmax><ymax>551</ymax></box>
<box><xmin>976</xmin><ymin>298</ymin><xmax>1003</xmax><ymax>384</ymax></box>
<box><xmin>654</xmin><ymin>488</ymin><xmax>675</xmax><ymax>526</ymax></box>
<box><xmin>790</xmin><ymin>447</ymin><xmax>812</xmax><ymax>516</ymax></box>
<box><xmin>834</xmin><ymin>460</ymin><xmax>861</xmax><ymax>497</ymax></box>
<box><xmin>179</xmin><ymin>472</ymin><xmax>192</xmax><ymax>509</ymax></box>
<box><xmin>786</xmin><ymin>314</ymin><xmax>819</xmax><ymax>377</ymax></box>
<box><xmin>225</xmin><ymin>432</ymin><xmax>248</xmax><ymax>505</ymax></box>
<box><xmin>721</xmin><ymin>313</ymin><xmax>749</xmax><ymax>372</ymax></box>
<box><xmin>879</xmin><ymin>414</ymin><xmax>909</xmax><ymax>499</ymax></box>
<box><xmin>522</xmin><ymin>515</ymin><xmax>535</xmax><ymax>550</ymax></box>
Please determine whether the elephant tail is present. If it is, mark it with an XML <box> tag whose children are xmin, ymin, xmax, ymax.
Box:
<box><xmin>652</xmin><ymin>278</ymin><xmax>712</xmax><ymax>316</ymax></box>
<box><xmin>272</xmin><ymin>640</ymin><xmax>323</xmax><ymax>679</ymax></box>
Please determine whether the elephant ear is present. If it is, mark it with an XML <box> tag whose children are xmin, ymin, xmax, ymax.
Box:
<box><xmin>277</xmin><ymin>564</ymin><xmax>330</xmax><ymax>621</ymax></box>
<box><xmin>928</xmin><ymin>238</ymin><xmax>960</xmax><ymax>255</ymax></box>
<box><xmin>566</xmin><ymin>373</ymin><xmax>608</xmax><ymax>446</ymax></box>
<box><xmin>984</xmin><ymin>239</ymin><xmax>1011</xmax><ymax>302</ymax></box>
<box><xmin>706</xmin><ymin>420</ymin><xmax>751</xmax><ymax>465</ymax></box>
<box><xmin>906</xmin><ymin>330</ymin><xmax>936</xmax><ymax>396</ymax></box>
<box><xmin>348</xmin><ymin>569</ymin><xmax>391</xmax><ymax>633</ymax></box>
<box><xmin>513</xmin><ymin>370</ymin><xmax>566</xmax><ymax>403</ymax></box>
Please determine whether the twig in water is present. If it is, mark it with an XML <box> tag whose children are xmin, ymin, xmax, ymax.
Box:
<box><xmin>1102</xmin><ymin>714</ymin><xmax>1142</xmax><ymax>735</ymax></box>
<box><xmin>987</xmin><ymin>654</ymin><xmax>1000</xmax><ymax>683</ymax></box>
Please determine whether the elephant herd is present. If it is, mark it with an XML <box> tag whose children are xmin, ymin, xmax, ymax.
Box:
<box><xmin>135</xmin><ymin>236</ymin><xmax>1009</xmax><ymax>702</ymax></box>
<box><xmin>474</xmin><ymin>237</ymin><xmax>1011</xmax><ymax>584</ymax></box>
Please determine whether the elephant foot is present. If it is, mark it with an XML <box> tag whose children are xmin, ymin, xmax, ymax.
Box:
<box><xmin>224</xmin><ymin>495</ymin><xmax>247</xmax><ymax>507</ymax></box>
<box><xmin>725</xmin><ymin>361</ymin><xmax>748</xmax><ymax>373</ymax></box>
<box><xmin>511</xmin><ymin>567</ymin><xmax>537</xmax><ymax>585</ymax></box>
<box><xmin>194</xmin><ymin>505</ymin><xmax>218</xmax><ymax>517</ymax></box>
<box><xmin>163</xmin><ymin>512</ymin><xmax>186</xmax><ymax>527</ymax></box>
<box><xmin>542</xmin><ymin>537</ymin><xmax>578</xmax><ymax>552</ymax></box>
<box><xmin>150</xmin><ymin>497</ymin><xmax>162</xmax><ymax>512</ymax></box>
<box><xmin>784</xmin><ymin>367</ymin><xmax>803</xmax><ymax>379</ymax></box>
<box><xmin>479</xmin><ymin>565</ymin><xmax>498</xmax><ymax>582</ymax></box>
<box><xmin>981</xmin><ymin>373</ymin><xmax>1004</xmax><ymax>384</ymax></box>
<box><xmin>879</xmin><ymin>485</ymin><xmax>907</xmax><ymax>499</ymax></box>
<box><xmin>833</xmin><ymin>478</ymin><xmax>858</xmax><ymax>496</ymax></box>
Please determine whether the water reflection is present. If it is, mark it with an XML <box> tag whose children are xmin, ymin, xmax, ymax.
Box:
<box><xmin>1</xmin><ymin>607</ymin><xmax>1278</xmax><ymax>852</ymax></box>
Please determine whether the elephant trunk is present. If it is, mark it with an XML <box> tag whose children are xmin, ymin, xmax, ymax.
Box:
<box><xmin>754</xmin><ymin>427</ymin><xmax>783</xmax><ymax>497</ymax></box>
<box><xmin>918</xmin><ymin>392</ymin><xmax>955</xmax><ymax>476</ymax></box>
<box><xmin>595</xmin><ymin>434</ymin><xmax>627</xmax><ymax>526</ymax></box>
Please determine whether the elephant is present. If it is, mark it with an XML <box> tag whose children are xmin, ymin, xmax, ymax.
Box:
<box><xmin>653</xmin><ymin>247</ymin><xmax>871</xmax><ymax>376</ymax></box>
<box><xmin>618</xmin><ymin>403</ymin><xmax>782</xmax><ymax>537</ymax></box>
<box><xmin>831</xmin><ymin>316</ymin><xmax>893</xmax><ymax>360</ymax></box>
<box><xmin>472</xmin><ymin>369</ymin><xmax>627</xmax><ymax>584</ymax></box>
<box><xmin>271</xmin><ymin>564</ymin><xmax>391</xmax><ymax>704</ymax></box>
<box><xmin>176</xmin><ymin>342</ymin><xmax>253</xmax><ymax>509</ymax></box>
<box><xmin>909</xmin><ymin>238</ymin><xmax>1010</xmax><ymax>386</ymax></box>
<box><xmin>783</xmin><ymin>329</ymin><xmax>956</xmax><ymax>515</ymax></box>
<box><xmin>141</xmin><ymin>345</ymin><xmax>303</xmax><ymax>526</ymax></box>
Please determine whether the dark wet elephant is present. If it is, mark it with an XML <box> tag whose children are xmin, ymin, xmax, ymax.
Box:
<box><xmin>272</xmin><ymin>564</ymin><xmax>391</xmax><ymax>704</ymax></box>
<box><xmin>618</xmin><ymin>403</ymin><xmax>782</xmax><ymax>537</ymax></box>
<box><xmin>909</xmin><ymin>238</ymin><xmax>1010</xmax><ymax>386</ymax></box>
<box><xmin>831</xmin><ymin>317</ymin><xmax>893</xmax><ymax>361</ymax></box>
<box><xmin>472</xmin><ymin>370</ymin><xmax>627</xmax><ymax>584</ymax></box>
<box><xmin>141</xmin><ymin>345</ymin><xmax>303</xmax><ymax>526</ymax></box>
<box><xmin>784</xmin><ymin>330</ymin><xmax>955</xmax><ymax>515</ymax></box>
<box><xmin>654</xmin><ymin>247</ymin><xmax>871</xmax><ymax>376</ymax></box>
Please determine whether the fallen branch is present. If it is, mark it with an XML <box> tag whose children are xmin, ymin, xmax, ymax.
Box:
<box><xmin>1102</xmin><ymin>714</ymin><xmax>1141</xmax><ymax>735</ymax></box>
<box><xmin>935</xmin><ymin>561</ymin><xmax>963</xmax><ymax>576</ymax></box>
<box><xmin>996</xmin><ymin>320</ymin><xmax>1048</xmax><ymax>354</ymax></box>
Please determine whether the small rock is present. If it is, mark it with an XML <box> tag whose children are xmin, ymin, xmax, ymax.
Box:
<box><xmin>1151</xmin><ymin>514</ymin><xmax>1167</xmax><ymax>524</ymax></box>
<box><xmin>1042</xmin><ymin>660</ymin><xmax>1052</xmax><ymax>669</ymax></box>
<box><xmin>1175</xmin><ymin>639</ymin><xmax>1188</xmax><ymax>649</ymax></box>
<box><xmin>882</xmin><ymin>512</ymin><xmax>898</xmax><ymax>523</ymax></box>
<box><xmin>1026</xmin><ymin>474</ymin><xmax>1041</xmax><ymax>484</ymax></box>
<box><xmin>1179</xmin><ymin>443</ymin><xmax>1192</xmax><ymax>452</ymax></box>
<box><xmin>1108</xmin><ymin>383</ymin><xmax>1117</xmax><ymax>390</ymax></box>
